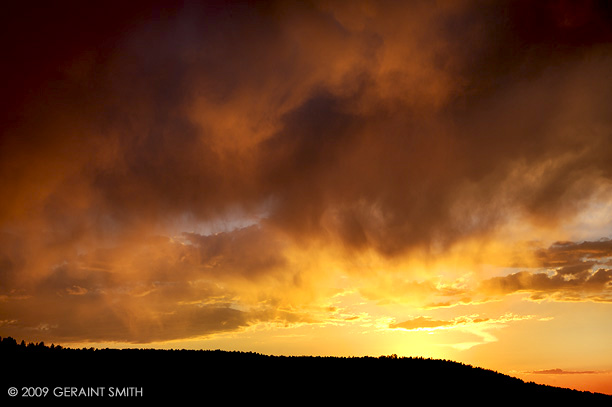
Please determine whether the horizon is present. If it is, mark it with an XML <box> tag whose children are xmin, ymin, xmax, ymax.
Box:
<box><xmin>2</xmin><ymin>0</ymin><xmax>612</xmax><ymax>397</ymax></box>
<box><xmin>5</xmin><ymin>336</ymin><xmax>610</xmax><ymax>403</ymax></box>
<box><xmin>2</xmin><ymin>334</ymin><xmax>610</xmax><ymax>398</ymax></box>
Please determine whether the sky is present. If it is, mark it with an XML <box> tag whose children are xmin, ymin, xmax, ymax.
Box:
<box><xmin>1</xmin><ymin>0</ymin><xmax>612</xmax><ymax>395</ymax></box>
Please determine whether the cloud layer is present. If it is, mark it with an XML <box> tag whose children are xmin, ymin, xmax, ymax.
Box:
<box><xmin>1</xmin><ymin>0</ymin><xmax>612</xmax><ymax>343</ymax></box>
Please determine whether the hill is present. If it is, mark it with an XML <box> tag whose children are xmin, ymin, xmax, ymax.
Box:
<box><xmin>1</xmin><ymin>336</ymin><xmax>610</xmax><ymax>404</ymax></box>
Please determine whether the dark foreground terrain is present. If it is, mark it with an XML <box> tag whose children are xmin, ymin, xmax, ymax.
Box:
<box><xmin>1</xmin><ymin>337</ymin><xmax>610</xmax><ymax>404</ymax></box>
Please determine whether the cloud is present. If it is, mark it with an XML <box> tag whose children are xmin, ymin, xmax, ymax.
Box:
<box><xmin>181</xmin><ymin>226</ymin><xmax>289</xmax><ymax>279</ymax></box>
<box><xmin>529</xmin><ymin>368</ymin><xmax>599</xmax><ymax>375</ymax></box>
<box><xmin>481</xmin><ymin>269</ymin><xmax>612</xmax><ymax>294</ymax></box>
<box><xmin>389</xmin><ymin>313</ymin><xmax>532</xmax><ymax>331</ymax></box>
<box><xmin>1</xmin><ymin>0</ymin><xmax>612</xmax><ymax>343</ymax></box>
<box><xmin>5</xmin><ymin>0</ymin><xmax>612</xmax><ymax>251</ymax></box>
<box><xmin>480</xmin><ymin>238</ymin><xmax>612</xmax><ymax>302</ymax></box>
<box><xmin>0</xmin><ymin>225</ymin><xmax>319</xmax><ymax>343</ymax></box>
<box><xmin>390</xmin><ymin>313</ymin><xmax>539</xmax><ymax>350</ymax></box>
<box><xmin>535</xmin><ymin>239</ymin><xmax>612</xmax><ymax>268</ymax></box>
<box><xmin>389</xmin><ymin>316</ymin><xmax>455</xmax><ymax>330</ymax></box>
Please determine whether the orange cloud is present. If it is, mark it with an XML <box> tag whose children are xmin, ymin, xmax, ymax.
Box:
<box><xmin>530</xmin><ymin>368</ymin><xmax>599</xmax><ymax>375</ymax></box>
<box><xmin>480</xmin><ymin>239</ymin><xmax>612</xmax><ymax>303</ymax></box>
<box><xmin>1</xmin><ymin>0</ymin><xmax>612</xmax><ymax>347</ymax></box>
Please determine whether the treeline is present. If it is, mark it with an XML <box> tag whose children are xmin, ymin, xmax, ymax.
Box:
<box><xmin>0</xmin><ymin>336</ymin><xmax>66</xmax><ymax>351</ymax></box>
<box><xmin>0</xmin><ymin>335</ymin><xmax>510</xmax><ymax>375</ymax></box>
<box><xmin>0</xmin><ymin>336</ymin><xmax>491</xmax><ymax>369</ymax></box>
<box><xmin>2</xmin><ymin>336</ymin><xmax>611</xmax><ymax>404</ymax></box>
<box><xmin>0</xmin><ymin>336</ymin><xmax>471</xmax><ymax>362</ymax></box>
<box><xmin>0</xmin><ymin>335</ymin><xmax>518</xmax><ymax>381</ymax></box>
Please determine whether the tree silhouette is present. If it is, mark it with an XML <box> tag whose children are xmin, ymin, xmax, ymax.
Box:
<box><xmin>1</xmin><ymin>336</ymin><xmax>610</xmax><ymax>404</ymax></box>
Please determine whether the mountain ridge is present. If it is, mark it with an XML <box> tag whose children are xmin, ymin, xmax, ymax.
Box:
<box><xmin>2</xmin><ymin>336</ymin><xmax>610</xmax><ymax>403</ymax></box>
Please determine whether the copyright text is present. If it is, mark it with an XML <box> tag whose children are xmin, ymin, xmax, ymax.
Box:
<box><xmin>8</xmin><ymin>386</ymin><xmax>144</xmax><ymax>397</ymax></box>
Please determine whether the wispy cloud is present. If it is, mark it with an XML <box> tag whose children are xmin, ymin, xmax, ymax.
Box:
<box><xmin>528</xmin><ymin>368</ymin><xmax>602</xmax><ymax>375</ymax></box>
<box><xmin>390</xmin><ymin>313</ymin><xmax>538</xmax><ymax>332</ymax></box>
<box><xmin>389</xmin><ymin>313</ymin><xmax>547</xmax><ymax>350</ymax></box>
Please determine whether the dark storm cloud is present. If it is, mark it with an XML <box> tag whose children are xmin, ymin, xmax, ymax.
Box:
<box><xmin>3</xmin><ymin>0</ymin><xmax>612</xmax><ymax>250</ymax></box>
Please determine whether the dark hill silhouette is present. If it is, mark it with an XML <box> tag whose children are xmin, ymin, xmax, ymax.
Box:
<box><xmin>1</xmin><ymin>336</ymin><xmax>610</xmax><ymax>404</ymax></box>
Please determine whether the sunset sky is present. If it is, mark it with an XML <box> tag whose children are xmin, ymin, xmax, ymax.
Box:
<box><xmin>2</xmin><ymin>0</ymin><xmax>612</xmax><ymax>394</ymax></box>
